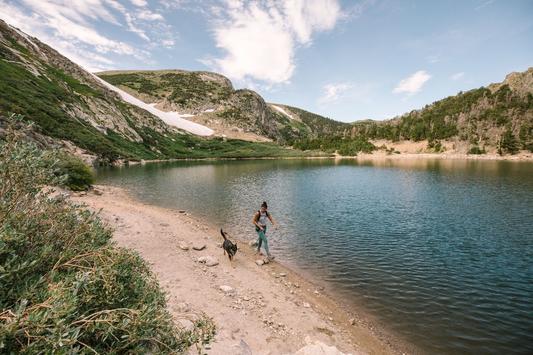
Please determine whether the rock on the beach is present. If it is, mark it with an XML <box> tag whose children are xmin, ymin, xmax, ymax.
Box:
<box><xmin>248</xmin><ymin>239</ymin><xmax>258</xmax><ymax>247</ymax></box>
<box><xmin>279</xmin><ymin>272</ymin><xmax>287</xmax><ymax>277</ymax></box>
<box><xmin>255</xmin><ymin>259</ymin><xmax>265</xmax><ymax>266</ymax></box>
<box><xmin>293</xmin><ymin>337</ymin><xmax>348</xmax><ymax>355</ymax></box>
<box><xmin>178</xmin><ymin>242</ymin><xmax>189</xmax><ymax>251</ymax></box>
<box><xmin>349</xmin><ymin>318</ymin><xmax>356</xmax><ymax>326</ymax></box>
<box><xmin>198</xmin><ymin>256</ymin><xmax>219</xmax><ymax>266</ymax></box>
<box><xmin>219</xmin><ymin>285</ymin><xmax>234</xmax><ymax>293</ymax></box>
<box><xmin>192</xmin><ymin>243</ymin><xmax>206</xmax><ymax>251</ymax></box>
<box><xmin>303</xmin><ymin>302</ymin><xmax>311</xmax><ymax>308</ymax></box>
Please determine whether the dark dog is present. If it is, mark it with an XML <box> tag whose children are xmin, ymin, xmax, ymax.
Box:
<box><xmin>220</xmin><ymin>229</ymin><xmax>238</xmax><ymax>261</ymax></box>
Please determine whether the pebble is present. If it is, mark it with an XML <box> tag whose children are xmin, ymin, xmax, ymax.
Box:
<box><xmin>178</xmin><ymin>210</ymin><xmax>186</xmax><ymax>213</ymax></box>
<box><xmin>178</xmin><ymin>242</ymin><xmax>189</xmax><ymax>251</ymax></box>
<box><xmin>349</xmin><ymin>318</ymin><xmax>356</xmax><ymax>326</ymax></box>
<box><xmin>279</xmin><ymin>272</ymin><xmax>287</xmax><ymax>277</ymax></box>
<box><xmin>219</xmin><ymin>285</ymin><xmax>234</xmax><ymax>293</ymax></box>
<box><xmin>303</xmin><ymin>302</ymin><xmax>311</xmax><ymax>308</ymax></box>
<box><xmin>198</xmin><ymin>256</ymin><xmax>219</xmax><ymax>266</ymax></box>
<box><xmin>255</xmin><ymin>259</ymin><xmax>265</xmax><ymax>266</ymax></box>
<box><xmin>192</xmin><ymin>243</ymin><xmax>206</xmax><ymax>251</ymax></box>
<box><xmin>248</xmin><ymin>239</ymin><xmax>258</xmax><ymax>247</ymax></box>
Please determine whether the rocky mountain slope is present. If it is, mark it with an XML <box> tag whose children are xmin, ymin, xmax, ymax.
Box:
<box><xmin>98</xmin><ymin>66</ymin><xmax>532</xmax><ymax>155</ymax></box>
<box><xmin>97</xmin><ymin>70</ymin><xmax>341</xmax><ymax>144</ymax></box>
<box><xmin>0</xmin><ymin>20</ymin><xmax>315</xmax><ymax>163</ymax></box>
<box><xmin>347</xmin><ymin>68</ymin><xmax>533</xmax><ymax>153</ymax></box>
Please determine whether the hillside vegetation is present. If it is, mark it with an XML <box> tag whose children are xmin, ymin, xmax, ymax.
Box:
<box><xmin>348</xmin><ymin>72</ymin><xmax>533</xmax><ymax>153</ymax></box>
<box><xmin>0</xmin><ymin>117</ymin><xmax>215</xmax><ymax>353</ymax></box>
<box><xmin>291</xmin><ymin>69</ymin><xmax>532</xmax><ymax>155</ymax></box>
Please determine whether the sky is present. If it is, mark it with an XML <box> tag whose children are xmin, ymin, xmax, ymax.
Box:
<box><xmin>1</xmin><ymin>0</ymin><xmax>532</xmax><ymax>122</ymax></box>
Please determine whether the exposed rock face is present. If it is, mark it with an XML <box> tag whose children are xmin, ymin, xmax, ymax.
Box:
<box><xmin>488</xmin><ymin>67</ymin><xmax>533</xmax><ymax>96</ymax></box>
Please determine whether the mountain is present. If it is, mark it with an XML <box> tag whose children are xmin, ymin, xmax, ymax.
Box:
<box><xmin>347</xmin><ymin>68</ymin><xmax>533</xmax><ymax>153</ymax></box>
<box><xmin>1</xmin><ymin>18</ymin><xmax>531</xmax><ymax>161</ymax></box>
<box><xmin>96</xmin><ymin>70</ymin><xmax>343</xmax><ymax>144</ymax></box>
<box><xmin>0</xmin><ymin>20</ymin><xmax>317</xmax><ymax>163</ymax></box>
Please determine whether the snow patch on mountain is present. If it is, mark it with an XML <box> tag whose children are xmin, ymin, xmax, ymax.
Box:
<box><xmin>271</xmin><ymin>104</ymin><xmax>294</xmax><ymax>120</ymax></box>
<box><xmin>94</xmin><ymin>75</ymin><xmax>214</xmax><ymax>136</ymax></box>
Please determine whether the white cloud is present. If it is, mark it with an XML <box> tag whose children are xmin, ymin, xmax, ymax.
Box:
<box><xmin>208</xmin><ymin>0</ymin><xmax>343</xmax><ymax>85</ymax></box>
<box><xmin>130</xmin><ymin>0</ymin><xmax>147</xmax><ymax>7</ymax></box>
<box><xmin>319</xmin><ymin>83</ymin><xmax>352</xmax><ymax>104</ymax></box>
<box><xmin>451</xmin><ymin>72</ymin><xmax>464</xmax><ymax>80</ymax></box>
<box><xmin>0</xmin><ymin>0</ymin><xmax>173</xmax><ymax>70</ymax></box>
<box><xmin>136</xmin><ymin>9</ymin><xmax>164</xmax><ymax>21</ymax></box>
<box><xmin>393</xmin><ymin>70</ymin><xmax>431</xmax><ymax>95</ymax></box>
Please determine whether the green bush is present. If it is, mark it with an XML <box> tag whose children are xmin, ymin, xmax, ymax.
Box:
<box><xmin>56</xmin><ymin>153</ymin><xmax>95</xmax><ymax>191</ymax></box>
<box><xmin>468</xmin><ymin>145</ymin><xmax>486</xmax><ymax>155</ymax></box>
<box><xmin>500</xmin><ymin>128</ymin><xmax>520</xmax><ymax>155</ymax></box>
<box><xmin>0</xmin><ymin>116</ymin><xmax>215</xmax><ymax>353</ymax></box>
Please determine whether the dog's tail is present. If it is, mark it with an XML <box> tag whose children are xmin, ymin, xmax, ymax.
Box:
<box><xmin>220</xmin><ymin>228</ymin><xmax>227</xmax><ymax>240</ymax></box>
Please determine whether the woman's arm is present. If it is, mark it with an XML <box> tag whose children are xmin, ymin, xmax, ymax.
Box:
<box><xmin>268</xmin><ymin>213</ymin><xmax>276</xmax><ymax>226</ymax></box>
<box><xmin>252</xmin><ymin>212</ymin><xmax>263</xmax><ymax>230</ymax></box>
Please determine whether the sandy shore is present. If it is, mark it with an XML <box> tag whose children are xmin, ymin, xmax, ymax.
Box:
<box><xmin>71</xmin><ymin>185</ymin><xmax>405</xmax><ymax>355</ymax></box>
<box><xmin>353</xmin><ymin>151</ymin><xmax>533</xmax><ymax>161</ymax></box>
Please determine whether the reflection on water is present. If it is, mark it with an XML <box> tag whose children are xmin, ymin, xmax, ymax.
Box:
<box><xmin>97</xmin><ymin>158</ymin><xmax>533</xmax><ymax>355</ymax></box>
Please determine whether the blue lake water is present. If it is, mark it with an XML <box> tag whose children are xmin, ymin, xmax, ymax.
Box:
<box><xmin>96</xmin><ymin>158</ymin><xmax>533</xmax><ymax>354</ymax></box>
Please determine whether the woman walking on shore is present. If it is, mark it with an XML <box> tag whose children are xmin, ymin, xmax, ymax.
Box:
<box><xmin>253</xmin><ymin>201</ymin><xmax>276</xmax><ymax>260</ymax></box>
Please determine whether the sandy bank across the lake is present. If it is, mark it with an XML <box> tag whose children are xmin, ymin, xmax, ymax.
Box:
<box><xmin>71</xmin><ymin>186</ymin><xmax>413</xmax><ymax>355</ymax></box>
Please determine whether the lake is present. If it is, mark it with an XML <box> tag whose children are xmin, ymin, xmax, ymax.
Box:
<box><xmin>96</xmin><ymin>158</ymin><xmax>533</xmax><ymax>354</ymax></box>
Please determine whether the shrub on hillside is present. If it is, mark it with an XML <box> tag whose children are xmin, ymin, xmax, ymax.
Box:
<box><xmin>56</xmin><ymin>153</ymin><xmax>95</xmax><ymax>191</ymax></box>
<box><xmin>468</xmin><ymin>145</ymin><xmax>486</xmax><ymax>155</ymax></box>
<box><xmin>499</xmin><ymin>128</ymin><xmax>520</xmax><ymax>155</ymax></box>
<box><xmin>0</xmin><ymin>116</ymin><xmax>215</xmax><ymax>353</ymax></box>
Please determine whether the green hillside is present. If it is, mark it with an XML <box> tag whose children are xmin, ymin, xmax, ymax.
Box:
<box><xmin>0</xmin><ymin>20</ymin><xmax>321</xmax><ymax>163</ymax></box>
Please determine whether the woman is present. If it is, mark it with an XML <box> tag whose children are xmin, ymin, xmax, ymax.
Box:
<box><xmin>252</xmin><ymin>201</ymin><xmax>276</xmax><ymax>260</ymax></box>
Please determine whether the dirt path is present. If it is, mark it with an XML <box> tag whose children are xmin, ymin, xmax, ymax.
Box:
<box><xmin>72</xmin><ymin>186</ymin><xmax>398</xmax><ymax>355</ymax></box>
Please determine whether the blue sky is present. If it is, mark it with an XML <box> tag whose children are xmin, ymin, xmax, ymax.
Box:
<box><xmin>1</xmin><ymin>0</ymin><xmax>531</xmax><ymax>122</ymax></box>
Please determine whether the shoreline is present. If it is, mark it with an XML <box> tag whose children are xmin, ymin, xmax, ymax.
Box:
<box><xmin>353</xmin><ymin>151</ymin><xmax>533</xmax><ymax>161</ymax></box>
<box><xmin>71</xmin><ymin>185</ymin><xmax>415</xmax><ymax>355</ymax></box>
<box><xmin>109</xmin><ymin>151</ymin><xmax>533</xmax><ymax>167</ymax></box>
